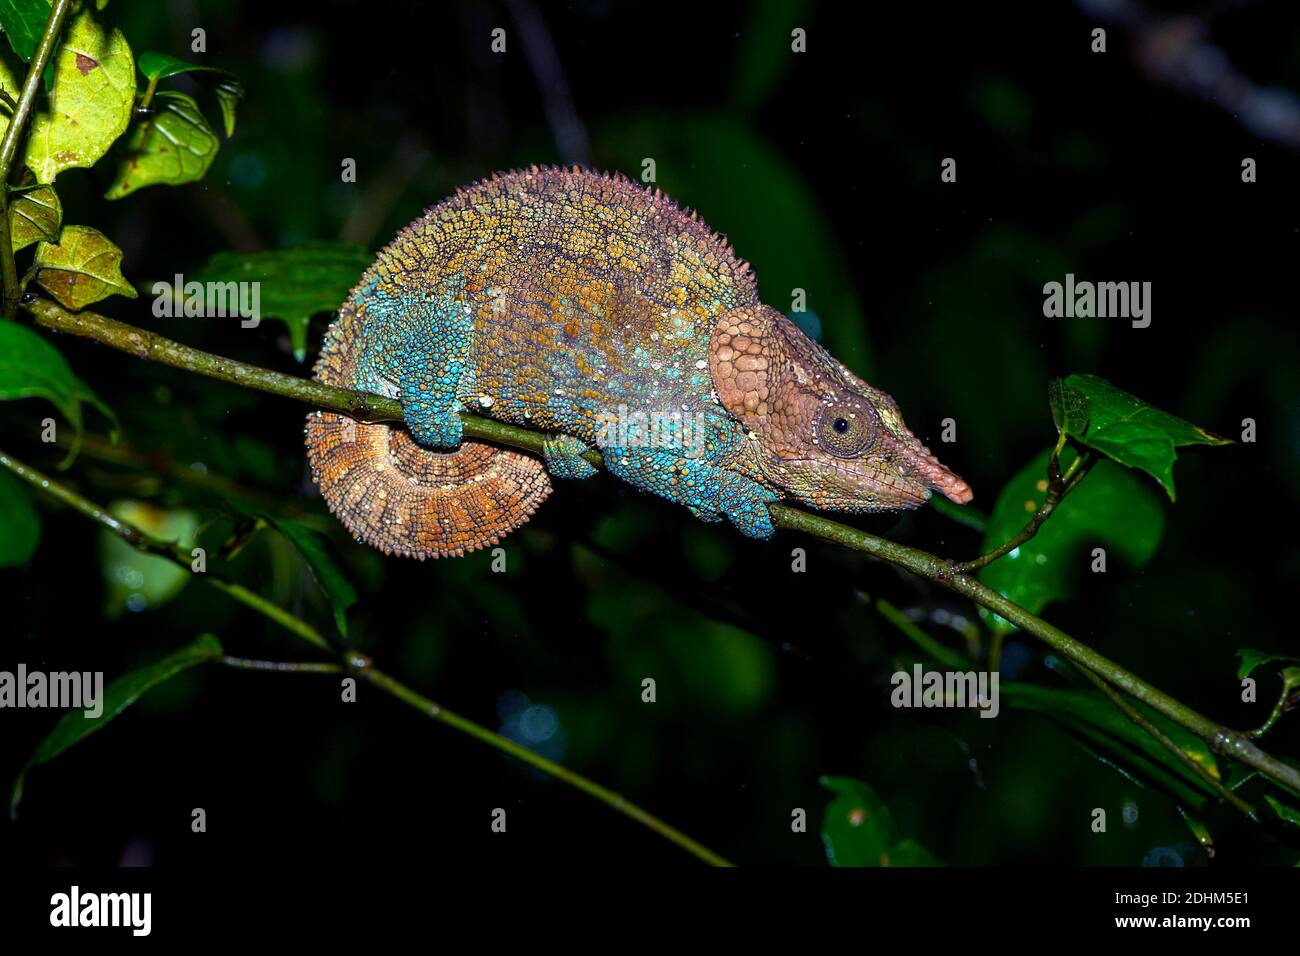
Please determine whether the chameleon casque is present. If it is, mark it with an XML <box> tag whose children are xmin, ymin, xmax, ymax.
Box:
<box><xmin>306</xmin><ymin>166</ymin><xmax>972</xmax><ymax>558</ymax></box>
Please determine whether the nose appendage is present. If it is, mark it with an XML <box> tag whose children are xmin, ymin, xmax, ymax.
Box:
<box><xmin>903</xmin><ymin>441</ymin><xmax>973</xmax><ymax>505</ymax></box>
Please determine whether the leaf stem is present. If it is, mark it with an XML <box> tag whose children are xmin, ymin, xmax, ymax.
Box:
<box><xmin>19</xmin><ymin>295</ymin><xmax>1300</xmax><ymax>799</ymax></box>
<box><xmin>955</xmin><ymin>440</ymin><xmax>1096</xmax><ymax>573</ymax></box>
<box><xmin>0</xmin><ymin>0</ymin><xmax>72</xmax><ymax>319</ymax></box>
<box><xmin>2</xmin><ymin>445</ymin><xmax>729</xmax><ymax>866</ymax></box>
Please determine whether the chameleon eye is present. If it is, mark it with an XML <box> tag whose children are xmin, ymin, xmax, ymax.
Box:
<box><xmin>815</xmin><ymin>404</ymin><xmax>871</xmax><ymax>458</ymax></box>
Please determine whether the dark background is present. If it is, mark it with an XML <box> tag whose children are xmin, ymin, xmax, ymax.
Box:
<box><xmin>2</xmin><ymin>0</ymin><xmax>1298</xmax><ymax>867</ymax></box>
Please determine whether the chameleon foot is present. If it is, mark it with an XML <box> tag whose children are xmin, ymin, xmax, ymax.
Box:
<box><xmin>542</xmin><ymin>433</ymin><xmax>598</xmax><ymax>480</ymax></box>
<box><xmin>391</xmin><ymin>295</ymin><xmax>474</xmax><ymax>450</ymax></box>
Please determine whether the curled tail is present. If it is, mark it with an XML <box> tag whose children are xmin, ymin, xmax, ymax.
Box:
<box><xmin>305</xmin><ymin>299</ymin><xmax>552</xmax><ymax>560</ymax></box>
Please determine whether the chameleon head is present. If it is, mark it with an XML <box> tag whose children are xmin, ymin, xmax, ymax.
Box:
<box><xmin>709</xmin><ymin>305</ymin><xmax>973</xmax><ymax>512</ymax></box>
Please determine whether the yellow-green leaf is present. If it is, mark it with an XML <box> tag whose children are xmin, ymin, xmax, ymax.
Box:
<box><xmin>104</xmin><ymin>90</ymin><xmax>218</xmax><ymax>198</ymax></box>
<box><xmin>0</xmin><ymin>7</ymin><xmax>134</xmax><ymax>183</ymax></box>
<box><xmin>34</xmin><ymin>224</ymin><xmax>137</xmax><ymax>310</ymax></box>
<box><xmin>8</xmin><ymin>183</ymin><xmax>60</xmax><ymax>250</ymax></box>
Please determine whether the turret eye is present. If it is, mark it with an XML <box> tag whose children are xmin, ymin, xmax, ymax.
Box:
<box><xmin>815</xmin><ymin>404</ymin><xmax>872</xmax><ymax>458</ymax></box>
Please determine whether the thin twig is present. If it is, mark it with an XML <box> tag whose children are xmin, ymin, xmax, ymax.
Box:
<box><xmin>221</xmin><ymin>657</ymin><xmax>343</xmax><ymax>674</ymax></box>
<box><xmin>956</xmin><ymin>435</ymin><xmax>1096</xmax><ymax>573</ymax></box>
<box><xmin>1071</xmin><ymin>662</ymin><xmax>1258</xmax><ymax>821</ymax></box>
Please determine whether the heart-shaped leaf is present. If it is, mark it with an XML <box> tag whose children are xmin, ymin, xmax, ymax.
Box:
<box><xmin>34</xmin><ymin>224</ymin><xmax>137</xmax><ymax>310</ymax></box>
<box><xmin>819</xmin><ymin>776</ymin><xmax>942</xmax><ymax>866</ymax></box>
<box><xmin>1050</xmin><ymin>374</ymin><xmax>1230</xmax><ymax>500</ymax></box>
<box><xmin>10</xmin><ymin>634</ymin><xmax>223</xmax><ymax>818</ymax></box>
<box><xmin>104</xmin><ymin>90</ymin><xmax>218</xmax><ymax>198</ymax></box>
<box><xmin>978</xmin><ymin>450</ymin><xmax>1164</xmax><ymax>633</ymax></box>
<box><xmin>0</xmin><ymin>7</ymin><xmax>135</xmax><ymax>183</ymax></box>
<box><xmin>8</xmin><ymin>183</ymin><xmax>61</xmax><ymax>250</ymax></box>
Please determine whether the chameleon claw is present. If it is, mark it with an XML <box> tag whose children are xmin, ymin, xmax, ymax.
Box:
<box><xmin>542</xmin><ymin>433</ymin><xmax>598</xmax><ymax>480</ymax></box>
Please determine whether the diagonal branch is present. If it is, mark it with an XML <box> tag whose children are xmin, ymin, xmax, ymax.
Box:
<box><xmin>20</xmin><ymin>294</ymin><xmax>1300</xmax><ymax>798</ymax></box>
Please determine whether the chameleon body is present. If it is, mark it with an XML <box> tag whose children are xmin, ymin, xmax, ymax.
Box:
<box><xmin>306</xmin><ymin>166</ymin><xmax>971</xmax><ymax>559</ymax></box>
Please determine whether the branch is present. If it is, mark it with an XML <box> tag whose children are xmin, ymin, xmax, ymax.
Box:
<box><xmin>0</xmin><ymin>446</ymin><xmax>730</xmax><ymax>867</ymax></box>
<box><xmin>21</xmin><ymin>295</ymin><xmax>1300</xmax><ymax>798</ymax></box>
<box><xmin>0</xmin><ymin>0</ymin><xmax>72</xmax><ymax>319</ymax></box>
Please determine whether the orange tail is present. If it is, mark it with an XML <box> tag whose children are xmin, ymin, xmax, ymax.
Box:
<box><xmin>305</xmin><ymin>412</ymin><xmax>552</xmax><ymax>559</ymax></box>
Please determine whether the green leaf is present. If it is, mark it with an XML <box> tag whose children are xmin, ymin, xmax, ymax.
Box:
<box><xmin>0</xmin><ymin>321</ymin><xmax>115</xmax><ymax>460</ymax></box>
<box><xmin>820</xmin><ymin>776</ymin><xmax>893</xmax><ymax>866</ymax></box>
<box><xmin>1050</xmin><ymin>374</ymin><xmax>1230</xmax><ymax>500</ymax></box>
<box><xmin>0</xmin><ymin>7</ymin><xmax>135</xmax><ymax>182</ymax></box>
<box><xmin>104</xmin><ymin>90</ymin><xmax>218</xmax><ymax>198</ymax></box>
<box><xmin>99</xmin><ymin>500</ymin><xmax>198</xmax><ymax>617</ymax></box>
<box><xmin>136</xmin><ymin>50</ymin><xmax>195</xmax><ymax>81</ymax></box>
<box><xmin>1265</xmin><ymin>794</ymin><xmax>1300</xmax><ymax>829</ymax></box>
<box><xmin>189</xmin><ymin>242</ymin><xmax>372</xmax><ymax>361</ymax></box>
<box><xmin>1048</xmin><ymin>376</ymin><xmax>1088</xmax><ymax>435</ymax></box>
<box><xmin>210</xmin><ymin>76</ymin><xmax>242</xmax><ymax>138</ymax></box>
<box><xmin>10</xmin><ymin>634</ymin><xmax>222</xmax><ymax>817</ymax></box>
<box><xmin>34</xmin><ymin>223</ymin><xmax>137</xmax><ymax>309</ymax></box>
<box><xmin>0</xmin><ymin>0</ymin><xmax>55</xmax><ymax>88</ymax></box>
<box><xmin>1002</xmin><ymin>683</ymin><xmax>1222</xmax><ymax>811</ymax></box>
<box><xmin>135</xmin><ymin>52</ymin><xmax>243</xmax><ymax>136</ymax></box>
<box><xmin>819</xmin><ymin>776</ymin><xmax>942</xmax><ymax>866</ymax></box>
<box><xmin>8</xmin><ymin>182</ymin><xmax>60</xmax><ymax>250</ymax></box>
<box><xmin>732</xmin><ymin>0</ymin><xmax>812</xmax><ymax>112</ymax></box>
<box><xmin>1237</xmin><ymin>649</ymin><xmax>1300</xmax><ymax>681</ymax></box>
<box><xmin>887</xmin><ymin>838</ymin><xmax>943</xmax><ymax>866</ymax></box>
<box><xmin>978</xmin><ymin>451</ymin><xmax>1164</xmax><ymax>633</ymax></box>
<box><xmin>0</xmin><ymin>467</ymin><xmax>40</xmax><ymax>566</ymax></box>
<box><xmin>266</xmin><ymin>515</ymin><xmax>357</xmax><ymax>636</ymax></box>
<box><xmin>1236</xmin><ymin>649</ymin><xmax>1300</xmax><ymax>737</ymax></box>
<box><xmin>0</xmin><ymin>0</ymin><xmax>48</xmax><ymax>61</ymax></box>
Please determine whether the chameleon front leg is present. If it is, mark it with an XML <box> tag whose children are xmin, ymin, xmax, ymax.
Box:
<box><xmin>602</xmin><ymin>446</ymin><xmax>778</xmax><ymax>538</ymax></box>
<box><xmin>598</xmin><ymin>417</ymin><xmax>779</xmax><ymax>538</ymax></box>
<box><xmin>354</xmin><ymin>284</ymin><xmax>477</xmax><ymax>450</ymax></box>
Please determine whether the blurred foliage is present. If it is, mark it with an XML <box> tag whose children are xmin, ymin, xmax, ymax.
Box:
<box><xmin>0</xmin><ymin>0</ymin><xmax>1298</xmax><ymax>869</ymax></box>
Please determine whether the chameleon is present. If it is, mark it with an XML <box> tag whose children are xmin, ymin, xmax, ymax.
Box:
<box><xmin>306</xmin><ymin>166</ymin><xmax>972</xmax><ymax>559</ymax></box>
